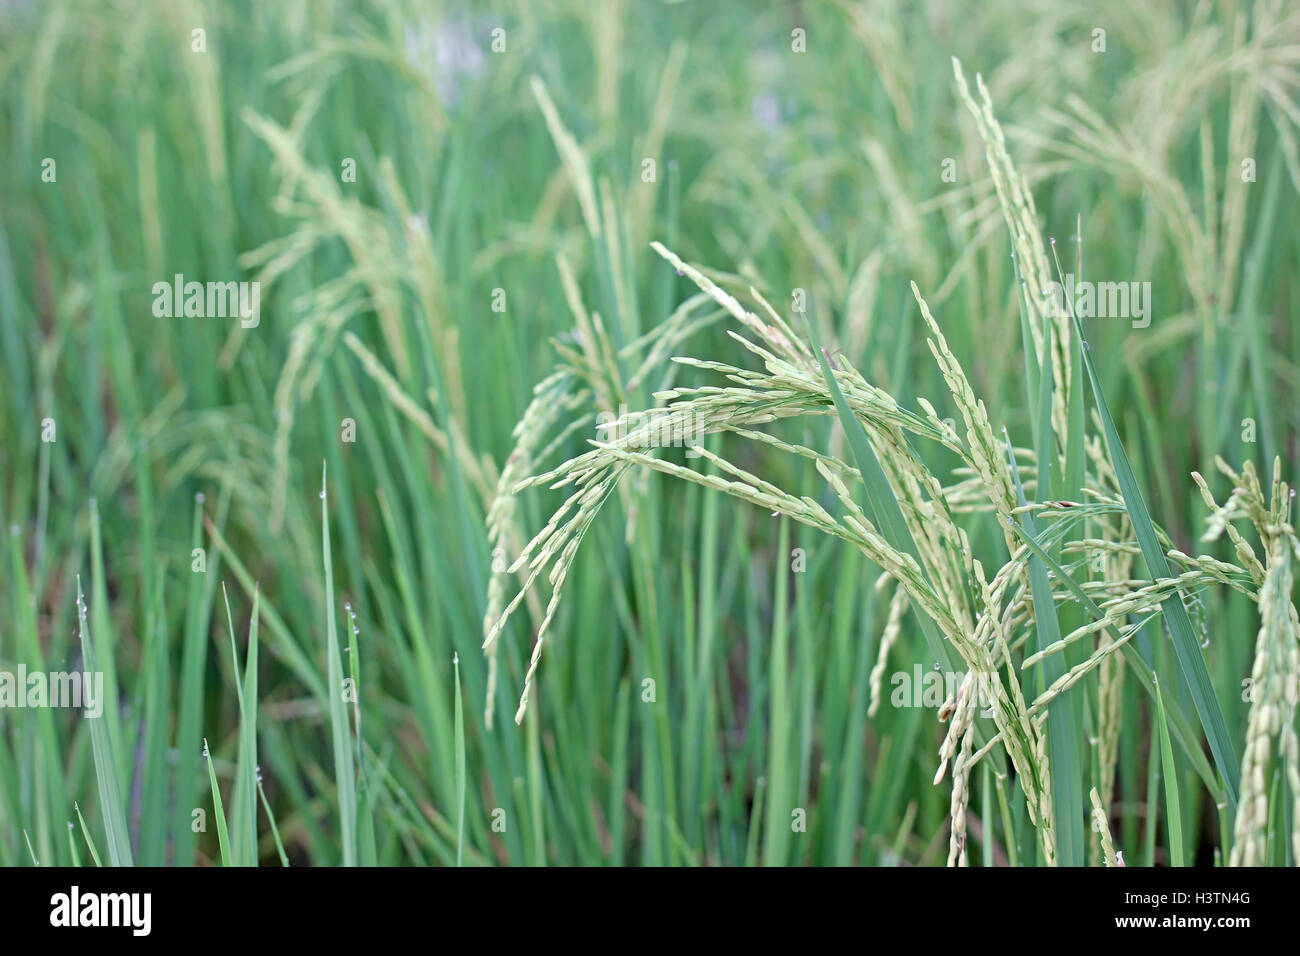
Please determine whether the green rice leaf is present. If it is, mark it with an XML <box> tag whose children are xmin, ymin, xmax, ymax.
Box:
<box><xmin>1154</xmin><ymin>674</ymin><xmax>1185</xmax><ymax>866</ymax></box>
<box><xmin>75</xmin><ymin>577</ymin><xmax>133</xmax><ymax>867</ymax></box>
<box><xmin>801</xmin><ymin>313</ymin><xmax>952</xmax><ymax>671</ymax></box>
<box><xmin>203</xmin><ymin>738</ymin><xmax>232</xmax><ymax>867</ymax></box>
<box><xmin>1069</xmin><ymin>311</ymin><xmax>1239</xmax><ymax>813</ymax></box>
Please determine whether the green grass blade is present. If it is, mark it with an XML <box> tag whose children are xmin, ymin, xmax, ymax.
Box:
<box><xmin>322</xmin><ymin>461</ymin><xmax>358</xmax><ymax>866</ymax></box>
<box><xmin>1006</xmin><ymin>519</ymin><xmax>1222</xmax><ymax>798</ymax></box>
<box><xmin>203</xmin><ymin>738</ymin><xmax>231</xmax><ymax>867</ymax></box>
<box><xmin>137</xmin><ymin>571</ymin><xmax>170</xmax><ymax>865</ymax></box>
<box><xmin>1006</xmin><ymin>429</ymin><xmax>1085</xmax><ymax>865</ymax></box>
<box><xmin>1154</xmin><ymin>675</ymin><xmax>1184</xmax><ymax>866</ymax></box>
<box><xmin>73</xmin><ymin>802</ymin><xmax>102</xmax><ymax>867</ymax></box>
<box><xmin>762</xmin><ymin>519</ymin><xmax>793</xmax><ymax>866</ymax></box>
<box><xmin>243</xmin><ymin>589</ymin><xmax>261</xmax><ymax>864</ymax></box>
<box><xmin>454</xmin><ymin>651</ymin><xmax>467</xmax><ymax>868</ymax></box>
<box><xmin>745</xmin><ymin>776</ymin><xmax>766</xmax><ymax>868</ymax></box>
<box><xmin>67</xmin><ymin>820</ymin><xmax>82</xmax><ymax>867</ymax></box>
<box><xmin>174</xmin><ymin>487</ymin><xmax>226</xmax><ymax>864</ymax></box>
<box><xmin>1069</xmin><ymin>311</ymin><xmax>1239</xmax><ymax>812</ymax></box>
<box><xmin>801</xmin><ymin>313</ymin><xmax>952</xmax><ymax>670</ymax></box>
<box><xmin>224</xmin><ymin>584</ymin><xmax>261</xmax><ymax>866</ymax></box>
<box><xmin>257</xmin><ymin>777</ymin><xmax>290</xmax><ymax>866</ymax></box>
<box><xmin>1008</xmin><ymin>520</ymin><xmax>1222</xmax><ymax>796</ymax></box>
<box><xmin>75</xmin><ymin>576</ymin><xmax>133</xmax><ymax>867</ymax></box>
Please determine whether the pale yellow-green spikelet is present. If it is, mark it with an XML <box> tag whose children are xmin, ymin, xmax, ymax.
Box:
<box><xmin>1090</xmin><ymin>788</ymin><xmax>1122</xmax><ymax>867</ymax></box>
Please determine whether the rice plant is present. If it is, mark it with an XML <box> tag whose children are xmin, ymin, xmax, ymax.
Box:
<box><xmin>483</xmin><ymin>59</ymin><xmax>1298</xmax><ymax>867</ymax></box>
<box><xmin>2</xmin><ymin>0</ymin><xmax>1298</xmax><ymax>868</ymax></box>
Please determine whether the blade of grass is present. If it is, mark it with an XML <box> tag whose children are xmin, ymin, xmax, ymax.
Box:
<box><xmin>454</xmin><ymin>651</ymin><xmax>466</xmax><ymax>867</ymax></box>
<box><xmin>174</xmin><ymin>485</ymin><xmax>228</xmax><ymax>864</ymax></box>
<box><xmin>801</xmin><ymin>313</ymin><xmax>953</xmax><ymax>671</ymax></box>
<box><xmin>224</xmin><ymin>583</ymin><xmax>261</xmax><ymax>866</ymax></box>
<box><xmin>322</xmin><ymin>461</ymin><xmax>358</xmax><ymax>866</ymax></box>
<box><xmin>137</xmin><ymin>571</ymin><xmax>170</xmax><ymax>865</ymax></box>
<box><xmin>67</xmin><ymin>821</ymin><xmax>82</xmax><ymax>867</ymax></box>
<box><xmin>1154</xmin><ymin>674</ymin><xmax>1184</xmax><ymax>866</ymax></box>
<box><xmin>1006</xmin><ymin>520</ymin><xmax>1222</xmax><ymax>798</ymax></box>
<box><xmin>1067</xmin><ymin>308</ymin><xmax>1240</xmax><ymax>813</ymax></box>
<box><xmin>87</xmin><ymin>502</ymin><xmax>125</xmax><ymax>786</ymax></box>
<box><xmin>1007</xmin><ymin>425</ymin><xmax>1085</xmax><ymax>865</ymax></box>
<box><xmin>242</xmin><ymin>588</ymin><xmax>261</xmax><ymax>865</ymax></box>
<box><xmin>256</xmin><ymin>777</ymin><xmax>290</xmax><ymax>866</ymax></box>
<box><xmin>75</xmin><ymin>576</ymin><xmax>132</xmax><ymax>867</ymax></box>
<box><xmin>203</xmin><ymin>738</ymin><xmax>231</xmax><ymax>867</ymax></box>
<box><xmin>745</xmin><ymin>776</ymin><xmax>766</xmax><ymax>867</ymax></box>
<box><xmin>73</xmin><ymin>802</ymin><xmax>102</xmax><ymax>867</ymax></box>
<box><xmin>762</xmin><ymin>519</ymin><xmax>793</xmax><ymax>866</ymax></box>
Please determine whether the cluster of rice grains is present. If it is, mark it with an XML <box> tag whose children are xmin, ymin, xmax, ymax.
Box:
<box><xmin>482</xmin><ymin>64</ymin><xmax>1298</xmax><ymax>866</ymax></box>
<box><xmin>1197</xmin><ymin>459</ymin><xmax>1300</xmax><ymax>867</ymax></box>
